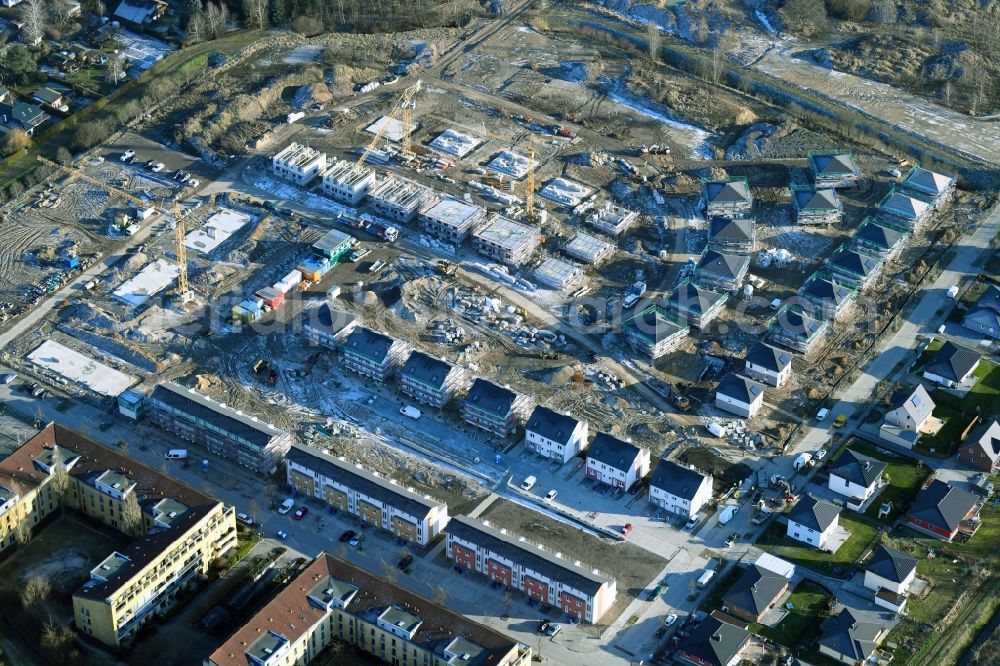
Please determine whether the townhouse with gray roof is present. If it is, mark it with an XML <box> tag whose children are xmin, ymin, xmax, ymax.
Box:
<box><xmin>826</xmin><ymin>245</ymin><xmax>884</xmax><ymax>291</ymax></box>
<box><xmin>707</xmin><ymin>216</ymin><xmax>756</xmax><ymax>254</ymax></box>
<box><xmin>525</xmin><ymin>406</ymin><xmax>588</xmax><ymax>463</ymax></box>
<box><xmin>715</xmin><ymin>372</ymin><xmax>766</xmax><ymax>419</ymax></box>
<box><xmin>877</xmin><ymin>189</ymin><xmax>932</xmax><ymax>230</ymax></box>
<box><xmin>676</xmin><ymin>615</ymin><xmax>750</xmax><ymax>666</ymax></box>
<box><xmin>702</xmin><ymin>178</ymin><xmax>753</xmax><ymax>218</ymax></box>
<box><xmin>462</xmin><ymin>378</ymin><xmax>533</xmax><ymax>437</ymax></box>
<box><xmin>963</xmin><ymin>284</ymin><xmax>1000</xmax><ymax>339</ymax></box>
<box><xmin>853</xmin><ymin>217</ymin><xmax>907</xmax><ymax>259</ymax></box>
<box><xmin>341</xmin><ymin>326</ymin><xmax>411</xmax><ymax>383</ymax></box>
<box><xmin>817</xmin><ymin>608</ymin><xmax>888</xmax><ymax>666</ymax></box>
<box><xmin>809</xmin><ymin>151</ymin><xmax>860</xmax><ymax>188</ymax></box>
<box><xmin>922</xmin><ymin>341</ymin><xmax>981</xmax><ymax>388</ymax></box>
<box><xmin>901</xmin><ymin>166</ymin><xmax>956</xmax><ymax>206</ymax></box>
<box><xmin>585</xmin><ymin>432</ymin><xmax>650</xmax><ymax>491</ymax></box>
<box><xmin>864</xmin><ymin>545</ymin><xmax>917</xmax><ymax>611</ymax></box>
<box><xmin>744</xmin><ymin>340</ymin><xmax>792</xmax><ymax>387</ymax></box>
<box><xmin>622</xmin><ymin>304</ymin><xmax>690</xmax><ymax>359</ymax></box>
<box><xmin>792</xmin><ymin>187</ymin><xmax>843</xmax><ymax>225</ymax></box>
<box><xmin>692</xmin><ymin>249</ymin><xmax>750</xmax><ymax>293</ymax></box>
<box><xmin>399</xmin><ymin>350</ymin><xmax>470</xmax><ymax>408</ymax></box>
<box><xmin>786</xmin><ymin>496</ymin><xmax>842</xmax><ymax>549</ymax></box>
<box><xmin>444</xmin><ymin>516</ymin><xmax>617</xmax><ymax>623</ymax></box>
<box><xmin>721</xmin><ymin>564</ymin><xmax>789</xmax><ymax>623</ymax></box>
<box><xmin>797</xmin><ymin>273</ymin><xmax>856</xmax><ymax>320</ymax></box>
<box><xmin>648</xmin><ymin>459</ymin><xmax>713</xmax><ymax>520</ymax></box>
<box><xmin>665</xmin><ymin>281</ymin><xmax>727</xmax><ymax>330</ymax></box>
<box><xmin>768</xmin><ymin>307</ymin><xmax>828</xmax><ymax>353</ymax></box>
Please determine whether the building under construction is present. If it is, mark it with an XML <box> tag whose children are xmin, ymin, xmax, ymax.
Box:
<box><xmin>418</xmin><ymin>194</ymin><xmax>486</xmax><ymax>242</ymax></box>
<box><xmin>271</xmin><ymin>142</ymin><xmax>327</xmax><ymax>186</ymax></box>
<box><xmin>472</xmin><ymin>214</ymin><xmax>540</xmax><ymax>267</ymax></box>
<box><xmin>587</xmin><ymin>202</ymin><xmax>639</xmax><ymax>237</ymax></box>
<box><xmin>563</xmin><ymin>232</ymin><xmax>614</xmax><ymax>264</ymax></box>
<box><xmin>368</xmin><ymin>174</ymin><xmax>434</xmax><ymax>223</ymax></box>
<box><xmin>321</xmin><ymin>158</ymin><xmax>376</xmax><ymax>206</ymax></box>
<box><xmin>534</xmin><ymin>257</ymin><xmax>583</xmax><ymax>291</ymax></box>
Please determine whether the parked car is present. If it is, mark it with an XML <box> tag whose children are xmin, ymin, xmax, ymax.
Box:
<box><xmin>293</xmin><ymin>506</ymin><xmax>309</xmax><ymax>520</ymax></box>
<box><xmin>276</xmin><ymin>529</ymin><xmax>288</xmax><ymax>540</ymax></box>
<box><xmin>684</xmin><ymin>516</ymin><xmax>700</xmax><ymax>531</ymax></box>
<box><xmin>537</xmin><ymin>621</ymin><xmax>550</xmax><ymax>634</ymax></box>
<box><xmin>0</xmin><ymin>373</ymin><xmax>16</xmax><ymax>384</ymax></box>
<box><xmin>151</xmin><ymin>163</ymin><xmax>165</xmax><ymax>172</ymax></box>
<box><xmin>278</xmin><ymin>498</ymin><xmax>294</xmax><ymax>514</ymax></box>
<box><xmin>349</xmin><ymin>534</ymin><xmax>363</xmax><ymax>547</ymax></box>
<box><xmin>833</xmin><ymin>414</ymin><xmax>848</xmax><ymax>428</ymax></box>
<box><xmin>237</xmin><ymin>512</ymin><xmax>254</xmax><ymax>526</ymax></box>
<box><xmin>521</xmin><ymin>476</ymin><xmax>537</xmax><ymax>491</ymax></box>
<box><xmin>545</xmin><ymin>623</ymin><xmax>561</xmax><ymax>637</ymax></box>
<box><xmin>664</xmin><ymin>613</ymin><xmax>678</xmax><ymax>626</ymax></box>
<box><xmin>144</xmin><ymin>159</ymin><xmax>156</xmax><ymax>168</ymax></box>
<box><xmin>397</xmin><ymin>554</ymin><xmax>413</xmax><ymax>570</ymax></box>
<box><xmin>188</xmin><ymin>179</ymin><xmax>200</xmax><ymax>188</ymax></box>
<box><xmin>120</xmin><ymin>149</ymin><xmax>135</xmax><ymax>162</ymax></box>
<box><xmin>349</xmin><ymin>248</ymin><xmax>371</xmax><ymax>262</ymax></box>
<box><xmin>724</xmin><ymin>534</ymin><xmax>735</xmax><ymax>548</ymax></box>
<box><xmin>339</xmin><ymin>529</ymin><xmax>356</xmax><ymax>543</ymax></box>
<box><xmin>620</xmin><ymin>523</ymin><xmax>634</xmax><ymax>537</ymax></box>
<box><xmin>816</xmin><ymin>408</ymin><xmax>830</xmax><ymax>422</ymax></box>
<box><xmin>544</xmin><ymin>489</ymin><xmax>558</xmax><ymax>501</ymax></box>
<box><xmin>814</xmin><ymin>448</ymin><xmax>827</xmax><ymax>460</ymax></box>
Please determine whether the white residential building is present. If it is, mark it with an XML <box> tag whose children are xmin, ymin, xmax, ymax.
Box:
<box><xmin>524</xmin><ymin>406</ymin><xmax>589</xmax><ymax>464</ymax></box>
<box><xmin>715</xmin><ymin>373</ymin><xmax>765</xmax><ymax>419</ymax></box>
<box><xmin>828</xmin><ymin>449</ymin><xmax>886</xmax><ymax>510</ymax></box>
<box><xmin>648</xmin><ymin>459</ymin><xmax>713</xmax><ymax>520</ymax></box>
<box><xmin>786</xmin><ymin>497</ymin><xmax>842</xmax><ymax>549</ymax></box>
<box><xmin>744</xmin><ymin>341</ymin><xmax>793</xmax><ymax>387</ymax></box>
<box><xmin>585</xmin><ymin>433</ymin><xmax>650</xmax><ymax>491</ymax></box>
<box><xmin>271</xmin><ymin>142</ymin><xmax>327</xmax><ymax>186</ymax></box>
<box><xmin>864</xmin><ymin>545</ymin><xmax>917</xmax><ymax>597</ymax></box>
<box><xmin>321</xmin><ymin>159</ymin><xmax>376</xmax><ymax>205</ymax></box>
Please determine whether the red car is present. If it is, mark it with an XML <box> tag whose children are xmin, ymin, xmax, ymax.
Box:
<box><xmin>293</xmin><ymin>506</ymin><xmax>309</xmax><ymax>521</ymax></box>
<box><xmin>620</xmin><ymin>523</ymin><xmax>634</xmax><ymax>537</ymax></box>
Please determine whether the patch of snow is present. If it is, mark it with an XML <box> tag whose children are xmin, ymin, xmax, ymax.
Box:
<box><xmin>605</xmin><ymin>88</ymin><xmax>716</xmax><ymax>159</ymax></box>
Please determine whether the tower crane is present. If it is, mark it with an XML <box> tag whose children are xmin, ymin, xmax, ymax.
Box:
<box><xmin>172</xmin><ymin>202</ymin><xmax>191</xmax><ymax>302</ymax></box>
<box><xmin>353</xmin><ymin>79</ymin><xmax>422</xmax><ymax>172</ymax></box>
<box><xmin>36</xmin><ymin>155</ymin><xmax>148</xmax><ymax>208</ymax></box>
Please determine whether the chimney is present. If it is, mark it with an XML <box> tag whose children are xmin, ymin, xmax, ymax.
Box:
<box><xmin>711</xmin><ymin>632</ymin><xmax>722</xmax><ymax>642</ymax></box>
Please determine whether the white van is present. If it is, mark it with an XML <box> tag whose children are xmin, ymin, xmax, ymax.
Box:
<box><xmin>816</xmin><ymin>408</ymin><xmax>830</xmax><ymax>422</ymax></box>
<box><xmin>696</xmin><ymin>569</ymin><xmax>716</xmax><ymax>589</ymax></box>
<box><xmin>164</xmin><ymin>449</ymin><xmax>188</xmax><ymax>460</ymax></box>
<box><xmin>520</xmin><ymin>476</ymin><xmax>537</xmax><ymax>491</ymax></box>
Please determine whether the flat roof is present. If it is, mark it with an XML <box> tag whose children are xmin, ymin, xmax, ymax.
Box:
<box><xmin>185</xmin><ymin>208</ymin><xmax>251</xmax><ymax>255</ymax></box>
<box><xmin>420</xmin><ymin>195</ymin><xmax>484</xmax><ymax>225</ymax></box>
<box><xmin>111</xmin><ymin>258</ymin><xmax>179</xmax><ymax>307</ymax></box>
<box><xmin>473</xmin><ymin>215</ymin><xmax>538</xmax><ymax>250</ymax></box>
<box><xmin>563</xmin><ymin>233</ymin><xmax>613</xmax><ymax>262</ymax></box>
<box><xmin>27</xmin><ymin>340</ymin><xmax>136</xmax><ymax>397</ymax></box>
<box><xmin>365</xmin><ymin>115</ymin><xmax>411</xmax><ymax>143</ymax></box>
<box><xmin>539</xmin><ymin>178</ymin><xmax>594</xmax><ymax>206</ymax></box>
<box><xmin>534</xmin><ymin>257</ymin><xmax>582</xmax><ymax>287</ymax></box>
<box><xmin>370</xmin><ymin>174</ymin><xmax>433</xmax><ymax>208</ymax></box>
<box><xmin>486</xmin><ymin>150</ymin><xmax>534</xmax><ymax>179</ymax></box>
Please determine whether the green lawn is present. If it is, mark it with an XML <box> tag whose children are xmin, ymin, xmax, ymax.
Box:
<box><xmin>757</xmin><ymin>581</ymin><xmax>831</xmax><ymax>648</ymax></box>
<box><xmin>758</xmin><ymin>512</ymin><xmax>880</xmax><ymax>578</ymax></box>
<box><xmin>916</xmin><ymin>401</ymin><xmax>976</xmax><ymax>456</ymax></box>
<box><xmin>842</xmin><ymin>442</ymin><xmax>932</xmax><ymax>522</ymax></box>
<box><xmin>65</xmin><ymin>68</ymin><xmax>115</xmax><ymax>97</ymax></box>
<box><xmin>914</xmin><ymin>339</ymin><xmax>944</xmax><ymax>369</ymax></box>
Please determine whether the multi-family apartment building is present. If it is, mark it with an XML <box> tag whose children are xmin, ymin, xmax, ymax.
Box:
<box><xmin>368</xmin><ymin>174</ymin><xmax>434</xmax><ymax>223</ymax></box>
<box><xmin>302</xmin><ymin>303</ymin><xmax>358</xmax><ymax>350</ymax></box>
<box><xmin>341</xmin><ymin>326</ymin><xmax>411</xmax><ymax>383</ymax></box>
<box><xmin>206</xmin><ymin>553</ymin><xmax>531</xmax><ymax>666</ymax></box>
<box><xmin>271</xmin><ymin>143</ymin><xmax>327</xmax><ymax>186</ymax></box>
<box><xmin>147</xmin><ymin>382</ymin><xmax>294</xmax><ymax>473</ymax></box>
<box><xmin>445</xmin><ymin>516</ymin><xmax>617</xmax><ymax>623</ymax></box>
<box><xmin>703</xmin><ymin>178</ymin><xmax>753</xmax><ymax>218</ymax></box>
<box><xmin>320</xmin><ymin>158</ymin><xmax>376</xmax><ymax>206</ymax></box>
<box><xmin>0</xmin><ymin>423</ymin><xmax>237</xmax><ymax>648</ymax></box>
<box><xmin>418</xmin><ymin>194</ymin><xmax>487</xmax><ymax>243</ymax></box>
<box><xmin>286</xmin><ymin>445</ymin><xmax>448</xmax><ymax>546</ymax></box>
<box><xmin>462</xmin><ymin>378</ymin><xmax>533</xmax><ymax>437</ymax></box>
<box><xmin>398</xmin><ymin>350</ymin><xmax>470</xmax><ymax>408</ymax></box>
<box><xmin>472</xmin><ymin>215</ymin><xmax>540</xmax><ymax>267</ymax></box>
<box><xmin>524</xmin><ymin>406</ymin><xmax>589</xmax><ymax>463</ymax></box>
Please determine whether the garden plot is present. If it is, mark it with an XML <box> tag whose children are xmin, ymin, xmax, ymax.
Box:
<box><xmin>118</xmin><ymin>30</ymin><xmax>176</xmax><ymax>71</ymax></box>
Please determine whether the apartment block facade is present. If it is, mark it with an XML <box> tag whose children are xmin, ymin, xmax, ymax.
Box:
<box><xmin>398</xmin><ymin>350</ymin><xmax>470</xmax><ymax>408</ymax></box>
<box><xmin>340</xmin><ymin>326</ymin><xmax>411</xmax><ymax>383</ymax></box>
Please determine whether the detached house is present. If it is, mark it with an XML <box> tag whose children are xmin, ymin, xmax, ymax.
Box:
<box><xmin>901</xmin><ymin>166</ymin><xmax>956</xmax><ymax>207</ymax></box>
<box><xmin>622</xmin><ymin>304</ymin><xmax>689</xmax><ymax>359</ymax></box>
<box><xmin>768</xmin><ymin>307</ymin><xmax>828</xmax><ymax>353</ymax></box>
<box><xmin>525</xmin><ymin>406</ymin><xmax>589</xmax><ymax>463</ymax></box>
<box><xmin>809</xmin><ymin>151</ymin><xmax>860</xmax><ymax>188</ymax></box>
<box><xmin>817</xmin><ymin>608</ymin><xmax>888</xmax><ymax>666</ymax></box>
<box><xmin>744</xmin><ymin>341</ymin><xmax>792</xmax><ymax>387</ymax></box>
<box><xmin>676</xmin><ymin>616</ymin><xmax>750</xmax><ymax>666</ymax></box>
<box><xmin>884</xmin><ymin>384</ymin><xmax>935</xmax><ymax>432</ymax></box>
<box><xmin>585</xmin><ymin>433</ymin><xmax>650</xmax><ymax>491</ymax></box>
<box><xmin>828</xmin><ymin>449</ymin><xmax>886</xmax><ymax>510</ymax></box>
<box><xmin>793</xmin><ymin>187</ymin><xmax>843</xmax><ymax>225</ymax></box>
<box><xmin>877</xmin><ymin>189</ymin><xmax>932</xmax><ymax>230</ymax></box>
<box><xmin>853</xmin><ymin>217</ymin><xmax>907</xmax><ymax>259</ymax></box>
<box><xmin>715</xmin><ymin>373</ymin><xmax>766</xmax><ymax>419</ymax></box>
<box><xmin>692</xmin><ymin>249</ymin><xmax>750</xmax><ymax>293</ymax></box>
<box><xmin>648</xmin><ymin>459</ymin><xmax>713</xmax><ymax>521</ymax></box>
<box><xmin>826</xmin><ymin>245</ymin><xmax>884</xmax><ymax>291</ymax></box>
<box><xmin>864</xmin><ymin>545</ymin><xmax>917</xmax><ymax>612</ymax></box>
<box><xmin>340</xmin><ymin>326</ymin><xmax>410</xmax><ymax>383</ymax></box>
<box><xmin>786</xmin><ymin>496</ymin><xmax>842</xmax><ymax>549</ymax></box>
<box><xmin>703</xmin><ymin>178</ymin><xmax>753</xmax><ymax>218</ymax></box>
<box><xmin>905</xmin><ymin>479</ymin><xmax>980</xmax><ymax>541</ymax></box>
<box><xmin>963</xmin><ymin>284</ymin><xmax>1000</xmax><ymax>339</ymax></box>
<box><xmin>922</xmin><ymin>341</ymin><xmax>980</xmax><ymax>388</ymax></box>
<box><xmin>797</xmin><ymin>274</ymin><xmax>855</xmax><ymax>320</ymax></box>
<box><xmin>1</xmin><ymin>102</ymin><xmax>49</xmax><ymax>135</ymax></box>
<box><xmin>721</xmin><ymin>564</ymin><xmax>789</xmax><ymax>623</ymax></box>
<box><xmin>113</xmin><ymin>0</ymin><xmax>167</xmax><ymax>24</ymax></box>
<box><xmin>665</xmin><ymin>280</ymin><xmax>728</xmax><ymax>330</ymax></box>
<box><xmin>957</xmin><ymin>421</ymin><xmax>1000</xmax><ymax>473</ymax></box>
<box><xmin>708</xmin><ymin>216</ymin><xmax>756</xmax><ymax>254</ymax></box>
<box><xmin>462</xmin><ymin>378</ymin><xmax>533</xmax><ymax>437</ymax></box>
<box><xmin>398</xmin><ymin>351</ymin><xmax>469</xmax><ymax>408</ymax></box>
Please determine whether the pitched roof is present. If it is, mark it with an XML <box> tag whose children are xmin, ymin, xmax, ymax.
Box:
<box><xmin>817</xmin><ymin>608</ymin><xmax>885</xmax><ymax>662</ymax></box>
<box><xmin>705</xmin><ymin>180</ymin><xmax>751</xmax><ymax>205</ymax></box>
<box><xmin>445</xmin><ymin>516</ymin><xmax>612</xmax><ymax>595</ymax></box>
<box><xmin>286</xmin><ymin>445</ymin><xmax>444</xmax><ymax>519</ymax></box>
<box><xmin>830</xmin><ymin>449</ymin><xmax>886</xmax><ymax>488</ymax></box>
<box><xmin>649</xmin><ymin>459</ymin><xmax>711</xmax><ymax>500</ymax></box>
<box><xmin>879</xmin><ymin>191</ymin><xmax>930</xmax><ymax>220</ymax></box>
<box><xmin>526</xmin><ymin>406</ymin><xmax>582</xmax><ymax>446</ymax></box>
<box><xmin>855</xmin><ymin>218</ymin><xmax>905</xmax><ymax>251</ymax></box>
<box><xmin>972</xmin><ymin>284</ymin><xmax>1000</xmax><ymax>315</ymax></box>
<box><xmin>787</xmin><ymin>496</ymin><xmax>841</xmax><ymax>532</ymax></box>
<box><xmin>924</xmin><ymin>341</ymin><xmax>980</xmax><ymax>382</ymax></box>
<box><xmin>401</xmin><ymin>350</ymin><xmax>454</xmax><ymax>391</ymax></box>
<box><xmin>745</xmin><ymin>341</ymin><xmax>792</xmax><ymax>373</ymax></box>
<box><xmin>810</xmin><ymin>152</ymin><xmax>858</xmax><ymax>177</ymax></box>
<box><xmin>625</xmin><ymin>305</ymin><xmax>689</xmax><ymax>344</ymax></box>
<box><xmin>828</xmin><ymin>247</ymin><xmax>882</xmax><ymax>278</ymax></box>
<box><xmin>10</xmin><ymin>101</ymin><xmax>47</xmax><ymax>128</ymax></box>
<box><xmin>667</xmin><ymin>281</ymin><xmax>727</xmax><ymax>316</ymax></box>
<box><xmin>465</xmin><ymin>378</ymin><xmax>518</xmax><ymax>416</ymax></box>
<box><xmin>799</xmin><ymin>274</ymin><xmax>854</xmax><ymax>306</ymax></box>
<box><xmin>708</xmin><ymin>216</ymin><xmax>754</xmax><ymax>244</ymax></box>
<box><xmin>342</xmin><ymin>326</ymin><xmax>398</xmax><ymax>362</ymax></box>
<box><xmin>722</xmin><ymin>564</ymin><xmax>788</xmax><ymax>617</ymax></box>
<box><xmin>587</xmin><ymin>432</ymin><xmax>644</xmax><ymax>472</ymax></box>
<box><xmin>961</xmin><ymin>421</ymin><xmax>1000</xmax><ymax>464</ymax></box>
<box><xmin>965</xmin><ymin>306</ymin><xmax>1000</xmax><ymax>334</ymax></box>
<box><xmin>866</xmin><ymin>545</ymin><xmax>916</xmax><ymax>584</ymax></box>
<box><xmin>150</xmin><ymin>382</ymin><xmax>289</xmax><ymax>448</ymax></box>
<box><xmin>907</xmin><ymin>479</ymin><xmax>979</xmax><ymax>533</ymax></box>
<box><xmin>771</xmin><ymin>307</ymin><xmax>827</xmax><ymax>341</ymax></box>
<box><xmin>716</xmin><ymin>372</ymin><xmax>765</xmax><ymax>405</ymax></box>
<box><xmin>903</xmin><ymin>167</ymin><xmax>954</xmax><ymax>196</ymax></box>
<box><xmin>678</xmin><ymin>616</ymin><xmax>750</xmax><ymax>666</ymax></box>
<box><xmin>32</xmin><ymin>87</ymin><xmax>62</xmax><ymax>104</ymax></box>
<box><xmin>794</xmin><ymin>188</ymin><xmax>841</xmax><ymax>211</ymax></box>
<box><xmin>696</xmin><ymin>249</ymin><xmax>750</xmax><ymax>281</ymax></box>
<box><xmin>888</xmin><ymin>384</ymin><xmax>935</xmax><ymax>422</ymax></box>
<box><xmin>303</xmin><ymin>302</ymin><xmax>357</xmax><ymax>336</ymax></box>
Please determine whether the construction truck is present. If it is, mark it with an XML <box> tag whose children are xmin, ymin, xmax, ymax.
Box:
<box><xmin>368</xmin><ymin>220</ymin><xmax>398</xmax><ymax>242</ymax></box>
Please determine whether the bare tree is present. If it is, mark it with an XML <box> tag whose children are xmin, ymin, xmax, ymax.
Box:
<box><xmin>204</xmin><ymin>1</ymin><xmax>229</xmax><ymax>38</ymax></box>
<box><xmin>40</xmin><ymin>623</ymin><xmax>78</xmax><ymax>664</ymax></box>
<box><xmin>106</xmin><ymin>53</ymin><xmax>125</xmax><ymax>86</ymax></box>
<box><xmin>50</xmin><ymin>0</ymin><xmax>76</xmax><ymax>25</ymax></box>
<box><xmin>20</xmin><ymin>576</ymin><xmax>51</xmax><ymax>620</ymax></box>
<box><xmin>14</xmin><ymin>519</ymin><xmax>32</xmax><ymax>547</ymax></box>
<box><xmin>242</xmin><ymin>0</ymin><xmax>267</xmax><ymax>29</ymax></box>
<box><xmin>3</xmin><ymin>129</ymin><xmax>30</xmax><ymax>156</ymax></box>
<box><xmin>646</xmin><ymin>22</ymin><xmax>660</xmax><ymax>63</ymax></box>
<box><xmin>20</xmin><ymin>0</ymin><xmax>48</xmax><ymax>46</ymax></box>
<box><xmin>49</xmin><ymin>446</ymin><xmax>70</xmax><ymax>515</ymax></box>
<box><xmin>122</xmin><ymin>491</ymin><xmax>144</xmax><ymax>538</ymax></box>
<box><xmin>381</xmin><ymin>561</ymin><xmax>398</xmax><ymax>583</ymax></box>
<box><xmin>249</xmin><ymin>499</ymin><xmax>260</xmax><ymax>525</ymax></box>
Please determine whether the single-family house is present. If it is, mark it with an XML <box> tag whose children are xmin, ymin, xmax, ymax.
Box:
<box><xmin>809</xmin><ymin>151</ymin><xmax>860</xmax><ymax>188</ymax></box>
<box><xmin>462</xmin><ymin>378</ymin><xmax>533</xmax><ymax>437</ymax></box>
<box><xmin>768</xmin><ymin>307</ymin><xmax>829</xmax><ymax>354</ymax></box>
<box><xmin>957</xmin><ymin>421</ymin><xmax>1000</xmax><ymax>473</ymax></box>
<box><xmin>877</xmin><ymin>189</ymin><xmax>932</xmax><ymax>230</ymax></box>
<box><xmin>901</xmin><ymin>166</ymin><xmax>956</xmax><ymax>206</ymax></box>
<box><xmin>883</xmin><ymin>384</ymin><xmax>935</xmax><ymax>432</ymax></box>
<box><xmin>786</xmin><ymin>496</ymin><xmax>842</xmax><ymax>549</ymax></box>
<box><xmin>721</xmin><ymin>564</ymin><xmax>789</xmax><ymax>623</ymax></box>
<box><xmin>1</xmin><ymin>102</ymin><xmax>49</xmax><ymax>135</ymax></box>
<box><xmin>113</xmin><ymin>0</ymin><xmax>167</xmax><ymax>24</ymax></box>
<box><xmin>922</xmin><ymin>341</ymin><xmax>981</xmax><ymax>388</ymax></box>
<box><xmin>853</xmin><ymin>217</ymin><xmax>907</xmax><ymax>259</ymax></box>
<box><xmin>864</xmin><ymin>545</ymin><xmax>917</xmax><ymax>600</ymax></box>
<box><xmin>793</xmin><ymin>187</ymin><xmax>843</xmax><ymax>225</ymax></box>
<box><xmin>648</xmin><ymin>459</ymin><xmax>713</xmax><ymax>521</ymax></box>
<box><xmin>622</xmin><ymin>304</ymin><xmax>689</xmax><ymax>359</ymax></box>
<box><xmin>525</xmin><ymin>406</ymin><xmax>589</xmax><ymax>463</ymax></box>
<box><xmin>692</xmin><ymin>249</ymin><xmax>750</xmax><ymax>293</ymax></box>
<box><xmin>828</xmin><ymin>449</ymin><xmax>886</xmax><ymax>510</ymax></box>
<box><xmin>817</xmin><ymin>608</ymin><xmax>888</xmax><ymax>666</ymax></box>
<box><xmin>32</xmin><ymin>87</ymin><xmax>66</xmax><ymax>110</ymax></box>
<box><xmin>715</xmin><ymin>373</ymin><xmax>765</xmax><ymax>419</ymax></box>
<box><xmin>665</xmin><ymin>280</ymin><xmax>728</xmax><ymax>330</ymax></box>
<box><xmin>744</xmin><ymin>341</ymin><xmax>792</xmax><ymax>388</ymax></box>
<box><xmin>963</xmin><ymin>284</ymin><xmax>1000</xmax><ymax>339</ymax></box>
<box><xmin>797</xmin><ymin>274</ymin><xmax>856</xmax><ymax>320</ymax></box>
<box><xmin>905</xmin><ymin>479</ymin><xmax>980</xmax><ymax>541</ymax></box>
<box><xmin>703</xmin><ymin>178</ymin><xmax>753</xmax><ymax>218</ymax></box>
<box><xmin>676</xmin><ymin>616</ymin><xmax>750</xmax><ymax>666</ymax></box>
<box><xmin>707</xmin><ymin>216</ymin><xmax>756</xmax><ymax>254</ymax></box>
<box><xmin>826</xmin><ymin>245</ymin><xmax>883</xmax><ymax>291</ymax></box>
<box><xmin>585</xmin><ymin>433</ymin><xmax>650</xmax><ymax>491</ymax></box>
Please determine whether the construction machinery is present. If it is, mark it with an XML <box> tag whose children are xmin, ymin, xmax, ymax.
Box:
<box><xmin>354</xmin><ymin>79</ymin><xmax>422</xmax><ymax>172</ymax></box>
